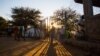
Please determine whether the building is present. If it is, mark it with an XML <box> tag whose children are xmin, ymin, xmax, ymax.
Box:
<box><xmin>74</xmin><ymin>0</ymin><xmax>100</xmax><ymax>42</ymax></box>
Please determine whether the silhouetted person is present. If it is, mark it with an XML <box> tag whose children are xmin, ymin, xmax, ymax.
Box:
<box><xmin>12</xmin><ymin>26</ymin><xmax>19</xmax><ymax>41</ymax></box>
<box><xmin>7</xmin><ymin>27</ymin><xmax>13</xmax><ymax>37</ymax></box>
<box><xmin>19</xmin><ymin>26</ymin><xmax>25</xmax><ymax>40</ymax></box>
<box><xmin>50</xmin><ymin>27</ymin><xmax>55</xmax><ymax>44</ymax></box>
<box><xmin>59</xmin><ymin>26</ymin><xmax>65</xmax><ymax>41</ymax></box>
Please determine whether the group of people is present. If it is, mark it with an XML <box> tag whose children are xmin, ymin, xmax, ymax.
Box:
<box><xmin>10</xmin><ymin>26</ymin><xmax>25</xmax><ymax>41</ymax></box>
<box><xmin>25</xmin><ymin>27</ymin><xmax>45</xmax><ymax>39</ymax></box>
<box><xmin>7</xmin><ymin>26</ymin><xmax>45</xmax><ymax>41</ymax></box>
<box><xmin>50</xmin><ymin>27</ymin><xmax>62</xmax><ymax>43</ymax></box>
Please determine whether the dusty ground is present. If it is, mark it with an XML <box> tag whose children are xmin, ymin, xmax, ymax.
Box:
<box><xmin>0</xmin><ymin>37</ymin><xmax>88</xmax><ymax>56</ymax></box>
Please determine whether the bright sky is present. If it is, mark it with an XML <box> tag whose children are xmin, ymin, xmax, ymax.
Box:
<box><xmin>0</xmin><ymin>0</ymin><xmax>100</xmax><ymax>20</ymax></box>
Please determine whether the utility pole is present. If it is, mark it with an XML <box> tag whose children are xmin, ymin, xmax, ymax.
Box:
<box><xmin>83</xmin><ymin>0</ymin><xmax>93</xmax><ymax>39</ymax></box>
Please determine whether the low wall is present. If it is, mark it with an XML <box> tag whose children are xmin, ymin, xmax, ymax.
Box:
<box><xmin>64</xmin><ymin>39</ymin><xmax>100</xmax><ymax>55</ymax></box>
<box><xmin>87</xmin><ymin>14</ymin><xmax>100</xmax><ymax>42</ymax></box>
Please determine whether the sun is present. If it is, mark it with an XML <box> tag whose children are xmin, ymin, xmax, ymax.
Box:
<box><xmin>52</xmin><ymin>23</ymin><xmax>62</xmax><ymax>28</ymax></box>
<box><xmin>44</xmin><ymin>17</ymin><xmax>62</xmax><ymax>31</ymax></box>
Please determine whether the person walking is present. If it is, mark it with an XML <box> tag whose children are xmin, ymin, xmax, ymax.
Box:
<box><xmin>50</xmin><ymin>27</ymin><xmax>55</xmax><ymax>44</ymax></box>
<box><xmin>12</xmin><ymin>26</ymin><xmax>19</xmax><ymax>40</ymax></box>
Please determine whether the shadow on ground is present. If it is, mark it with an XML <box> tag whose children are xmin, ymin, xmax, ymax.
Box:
<box><xmin>46</xmin><ymin>42</ymin><xmax>57</xmax><ymax>56</ymax></box>
<box><xmin>62</xmin><ymin>42</ymin><xmax>87</xmax><ymax>56</ymax></box>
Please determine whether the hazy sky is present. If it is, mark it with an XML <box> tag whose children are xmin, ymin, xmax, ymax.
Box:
<box><xmin>0</xmin><ymin>0</ymin><xmax>100</xmax><ymax>20</ymax></box>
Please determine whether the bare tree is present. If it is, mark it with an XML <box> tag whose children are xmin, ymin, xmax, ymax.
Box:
<box><xmin>52</xmin><ymin>8</ymin><xmax>79</xmax><ymax>31</ymax></box>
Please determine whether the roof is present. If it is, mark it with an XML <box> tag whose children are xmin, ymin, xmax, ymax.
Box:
<box><xmin>74</xmin><ymin>0</ymin><xmax>100</xmax><ymax>7</ymax></box>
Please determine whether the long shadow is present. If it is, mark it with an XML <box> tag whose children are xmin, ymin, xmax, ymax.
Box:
<box><xmin>61</xmin><ymin>42</ymin><xmax>87</xmax><ymax>56</ymax></box>
<box><xmin>46</xmin><ymin>42</ymin><xmax>57</xmax><ymax>56</ymax></box>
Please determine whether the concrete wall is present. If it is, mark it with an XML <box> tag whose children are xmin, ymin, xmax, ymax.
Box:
<box><xmin>87</xmin><ymin>14</ymin><xmax>100</xmax><ymax>42</ymax></box>
<box><xmin>64</xmin><ymin>39</ymin><xmax>100</xmax><ymax>55</ymax></box>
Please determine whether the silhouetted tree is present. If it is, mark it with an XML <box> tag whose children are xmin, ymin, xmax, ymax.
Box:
<box><xmin>0</xmin><ymin>16</ymin><xmax>8</xmax><ymax>30</ymax></box>
<box><xmin>11</xmin><ymin>7</ymin><xmax>41</xmax><ymax>28</ymax></box>
<box><xmin>52</xmin><ymin>8</ymin><xmax>80</xmax><ymax>39</ymax></box>
<box><xmin>52</xmin><ymin>8</ymin><xmax>79</xmax><ymax>31</ymax></box>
